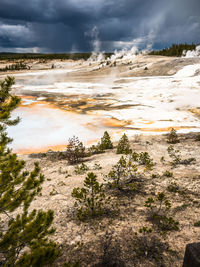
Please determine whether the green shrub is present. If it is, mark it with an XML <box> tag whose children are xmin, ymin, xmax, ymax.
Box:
<box><xmin>132</xmin><ymin>151</ymin><xmax>154</xmax><ymax>171</ymax></box>
<box><xmin>50</xmin><ymin>188</ymin><xmax>58</xmax><ymax>196</ymax></box>
<box><xmin>132</xmin><ymin>151</ymin><xmax>139</xmax><ymax>161</ymax></box>
<box><xmin>88</xmin><ymin>144</ymin><xmax>105</xmax><ymax>155</ymax></box>
<box><xmin>145</xmin><ymin>193</ymin><xmax>179</xmax><ymax>232</ymax></box>
<box><xmin>99</xmin><ymin>131</ymin><xmax>113</xmax><ymax>150</ymax></box>
<box><xmin>74</xmin><ymin>163</ymin><xmax>89</xmax><ymax>175</ymax></box>
<box><xmin>87</xmin><ymin>132</ymin><xmax>113</xmax><ymax>156</ymax></box>
<box><xmin>71</xmin><ymin>172</ymin><xmax>111</xmax><ymax>220</ymax></box>
<box><xmin>66</xmin><ymin>136</ymin><xmax>86</xmax><ymax>164</ymax></box>
<box><xmin>163</xmin><ymin>170</ymin><xmax>173</xmax><ymax>177</ymax></box>
<box><xmin>167</xmin><ymin>145</ymin><xmax>181</xmax><ymax>166</ymax></box>
<box><xmin>116</xmin><ymin>134</ymin><xmax>131</xmax><ymax>154</ymax></box>
<box><xmin>105</xmin><ymin>156</ymin><xmax>140</xmax><ymax>191</ymax></box>
<box><xmin>167</xmin><ymin>145</ymin><xmax>196</xmax><ymax>166</ymax></box>
<box><xmin>138</xmin><ymin>152</ymin><xmax>154</xmax><ymax>170</ymax></box>
<box><xmin>194</xmin><ymin>221</ymin><xmax>200</xmax><ymax>227</ymax></box>
<box><xmin>152</xmin><ymin>173</ymin><xmax>159</xmax><ymax>179</ymax></box>
<box><xmin>167</xmin><ymin>128</ymin><xmax>179</xmax><ymax>144</ymax></box>
<box><xmin>167</xmin><ymin>182</ymin><xmax>179</xmax><ymax>193</ymax></box>
<box><xmin>93</xmin><ymin>163</ymin><xmax>102</xmax><ymax>170</ymax></box>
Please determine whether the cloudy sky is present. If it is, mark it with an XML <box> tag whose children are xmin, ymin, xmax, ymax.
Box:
<box><xmin>0</xmin><ymin>0</ymin><xmax>200</xmax><ymax>53</ymax></box>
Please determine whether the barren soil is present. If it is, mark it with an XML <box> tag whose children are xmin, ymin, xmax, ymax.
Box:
<box><xmin>19</xmin><ymin>132</ymin><xmax>200</xmax><ymax>267</ymax></box>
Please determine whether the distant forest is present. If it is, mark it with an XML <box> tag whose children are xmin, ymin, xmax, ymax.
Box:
<box><xmin>0</xmin><ymin>52</ymin><xmax>113</xmax><ymax>61</ymax></box>
<box><xmin>149</xmin><ymin>43</ymin><xmax>198</xmax><ymax>57</ymax></box>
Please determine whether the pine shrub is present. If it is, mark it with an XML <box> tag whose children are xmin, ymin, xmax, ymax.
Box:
<box><xmin>72</xmin><ymin>172</ymin><xmax>111</xmax><ymax>220</ymax></box>
<box><xmin>116</xmin><ymin>134</ymin><xmax>131</xmax><ymax>154</ymax></box>
<box><xmin>194</xmin><ymin>221</ymin><xmax>200</xmax><ymax>227</ymax></box>
<box><xmin>66</xmin><ymin>136</ymin><xmax>86</xmax><ymax>164</ymax></box>
<box><xmin>99</xmin><ymin>131</ymin><xmax>113</xmax><ymax>150</ymax></box>
<box><xmin>167</xmin><ymin>128</ymin><xmax>179</xmax><ymax>144</ymax></box>
<box><xmin>145</xmin><ymin>192</ymin><xmax>179</xmax><ymax>232</ymax></box>
<box><xmin>105</xmin><ymin>156</ymin><xmax>140</xmax><ymax>191</ymax></box>
<box><xmin>131</xmin><ymin>151</ymin><xmax>154</xmax><ymax>170</ymax></box>
<box><xmin>167</xmin><ymin>145</ymin><xmax>181</xmax><ymax>166</ymax></box>
<box><xmin>88</xmin><ymin>144</ymin><xmax>105</xmax><ymax>155</ymax></box>
<box><xmin>74</xmin><ymin>163</ymin><xmax>89</xmax><ymax>175</ymax></box>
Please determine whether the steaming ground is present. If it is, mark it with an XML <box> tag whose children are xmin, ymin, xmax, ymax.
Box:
<box><xmin>1</xmin><ymin>55</ymin><xmax>200</xmax><ymax>153</ymax></box>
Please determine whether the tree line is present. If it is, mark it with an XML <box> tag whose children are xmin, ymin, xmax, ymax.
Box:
<box><xmin>0</xmin><ymin>53</ymin><xmax>113</xmax><ymax>61</ymax></box>
<box><xmin>149</xmin><ymin>43</ymin><xmax>197</xmax><ymax>57</ymax></box>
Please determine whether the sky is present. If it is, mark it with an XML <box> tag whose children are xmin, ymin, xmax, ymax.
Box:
<box><xmin>0</xmin><ymin>0</ymin><xmax>200</xmax><ymax>53</ymax></box>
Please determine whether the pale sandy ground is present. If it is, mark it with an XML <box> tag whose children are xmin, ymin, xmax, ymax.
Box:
<box><xmin>18</xmin><ymin>132</ymin><xmax>200</xmax><ymax>267</ymax></box>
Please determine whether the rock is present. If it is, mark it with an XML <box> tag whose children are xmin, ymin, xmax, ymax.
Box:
<box><xmin>183</xmin><ymin>242</ymin><xmax>200</xmax><ymax>267</ymax></box>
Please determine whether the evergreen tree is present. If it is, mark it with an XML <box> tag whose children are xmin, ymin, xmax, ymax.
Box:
<box><xmin>105</xmin><ymin>156</ymin><xmax>139</xmax><ymax>191</ymax></box>
<box><xmin>66</xmin><ymin>136</ymin><xmax>86</xmax><ymax>164</ymax></box>
<box><xmin>0</xmin><ymin>77</ymin><xmax>59</xmax><ymax>266</ymax></box>
<box><xmin>116</xmin><ymin>134</ymin><xmax>131</xmax><ymax>154</ymax></box>
<box><xmin>99</xmin><ymin>131</ymin><xmax>113</xmax><ymax>150</ymax></box>
<box><xmin>72</xmin><ymin>172</ymin><xmax>111</xmax><ymax>220</ymax></box>
<box><xmin>167</xmin><ymin>128</ymin><xmax>179</xmax><ymax>144</ymax></box>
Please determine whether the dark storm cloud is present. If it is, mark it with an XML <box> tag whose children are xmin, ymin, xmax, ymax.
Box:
<box><xmin>0</xmin><ymin>0</ymin><xmax>199</xmax><ymax>52</ymax></box>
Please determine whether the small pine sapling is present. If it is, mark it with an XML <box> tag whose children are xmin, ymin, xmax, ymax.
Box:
<box><xmin>167</xmin><ymin>128</ymin><xmax>179</xmax><ymax>144</ymax></box>
<box><xmin>194</xmin><ymin>221</ymin><xmax>200</xmax><ymax>227</ymax></box>
<box><xmin>138</xmin><ymin>152</ymin><xmax>154</xmax><ymax>171</ymax></box>
<box><xmin>88</xmin><ymin>144</ymin><xmax>105</xmax><ymax>155</ymax></box>
<box><xmin>106</xmin><ymin>156</ymin><xmax>127</xmax><ymax>190</ymax></box>
<box><xmin>93</xmin><ymin>162</ymin><xmax>102</xmax><ymax>170</ymax></box>
<box><xmin>116</xmin><ymin>133</ymin><xmax>131</xmax><ymax>154</ymax></box>
<box><xmin>167</xmin><ymin>145</ymin><xmax>181</xmax><ymax>166</ymax></box>
<box><xmin>72</xmin><ymin>172</ymin><xmax>111</xmax><ymax>220</ymax></box>
<box><xmin>167</xmin><ymin>145</ymin><xmax>195</xmax><ymax>167</ymax></box>
<box><xmin>163</xmin><ymin>170</ymin><xmax>173</xmax><ymax>177</ymax></box>
<box><xmin>66</xmin><ymin>136</ymin><xmax>86</xmax><ymax>164</ymax></box>
<box><xmin>145</xmin><ymin>192</ymin><xmax>179</xmax><ymax>232</ymax></box>
<box><xmin>99</xmin><ymin>131</ymin><xmax>113</xmax><ymax>150</ymax></box>
<box><xmin>151</xmin><ymin>173</ymin><xmax>159</xmax><ymax>179</ymax></box>
<box><xmin>132</xmin><ymin>151</ymin><xmax>139</xmax><ymax>161</ymax></box>
<box><xmin>105</xmin><ymin>156</ymin><xmax>140</xmax><ymax>191</ymax></box>
<box><xmin>74</xmin><ymin>163</ymin><xmax>89</xmax><ymax>175</ymax></box>
<box><xmin>167</xmin><ymin>182</ymin><xmax>180</xmax><ymax>193</ymax></box>
<box><xmin>131</xmin><ymin>151</ymin><xmax>154</xmax><ymax>171</ymax></box>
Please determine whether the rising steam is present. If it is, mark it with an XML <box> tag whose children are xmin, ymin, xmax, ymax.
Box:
<box><xmin>183</xmin><ymin>45</ymin><xmax>200</xmax><ymax>58</ymax></box>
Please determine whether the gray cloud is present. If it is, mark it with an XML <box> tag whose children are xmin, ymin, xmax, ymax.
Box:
<box><xmin>0</xmin><ymin>0</ymin><xmax>199</xmax><ymax>52</ymax></box>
